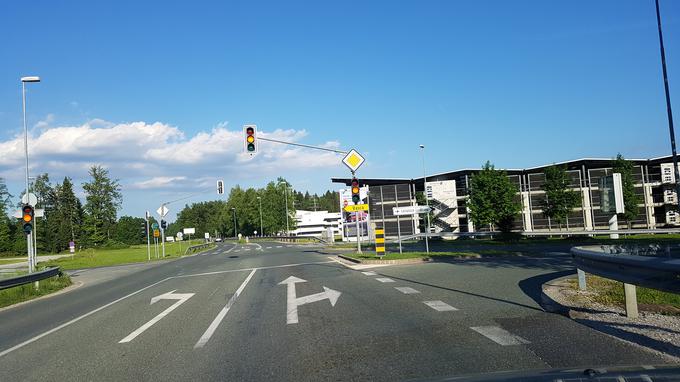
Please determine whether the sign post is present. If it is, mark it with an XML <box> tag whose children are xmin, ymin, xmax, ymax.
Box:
<box><xmin>342</xmin><ymin>149</ymin><xmax>366</xmax><ymax>255</ymax></box>
<box><xmin>157</xmin><ymin>204</ymin><xmax>169</xmax><ymax>258</ymax></box>
<box><xmin>145</xmin><ymin>211</ymin><xmax>151</xmax><ymax>261</ymax></box>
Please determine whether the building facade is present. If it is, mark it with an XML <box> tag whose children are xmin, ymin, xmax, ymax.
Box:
<box><xmin>291</xmin><ymin>210</ymin><xmax>342</xmax><ymax>238</ymax></box>
<box><xmin>332</xmin><ymin>155</ymin><xmax>680</xmax><ymax>234</ymax></box>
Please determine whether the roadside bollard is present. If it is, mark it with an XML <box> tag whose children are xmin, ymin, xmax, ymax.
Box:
<box><xmin>624</xmin><ymin>283</ymin><xmax>639</xmax><ymax>319</ymax></box>
<box><xmin>577</xmin><ymin>269</ymin><xmax>587</xmax><ymax>291</ymax></box>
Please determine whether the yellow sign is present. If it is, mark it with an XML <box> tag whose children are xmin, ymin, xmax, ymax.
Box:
<box><xmin>344</xmin><ymin>204</ymin><xmax>369</xmax><ymax>212</ymax></box>
<box><xmin>153</xmin><ymin>229</ymin><xmax>160</xmax><ymax>238</ymax></box>
<box><xmin>342</xmin><ymin>149</ymin><xmax>365</xmax><ymax>172</ymax></box>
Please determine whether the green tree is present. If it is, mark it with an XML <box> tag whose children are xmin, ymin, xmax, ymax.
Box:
<box><xmin>612</xmin><ymin>153</ymin><xmax>641</xmax><ymax>226</ymax></box>
<box><xmin>82</xmin><ymin>166</ymin><xmax>122</xmax><ymax>246</ymax></box>
<box><xmin>114</xmin><ymin>216</ymin><xmax>147</xmax><ymax>245</ymax></box>
<box><xmin>0</xmin><ymin>178</ymin><xmax>12</xmax><ymax>253</ymax></box>
<box><xmin>53</xmin><ymin>177</ymin><xmax>84</xmax><ymax>249</ymax></box>
<box><xmin>467</xmin><ymin>161</ymin><xmax>521</xmax><ymax>233</ymax></box>
<box><xmin>541</xmin><ymin>165</ymin><xmax>580</xmax><ymax>228</ymax></box>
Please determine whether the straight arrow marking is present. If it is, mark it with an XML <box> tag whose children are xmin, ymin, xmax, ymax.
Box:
<box><xmin>119</xmin><ymin>290</ymin><xmax>195</xmax><ymax>343</ymax></box>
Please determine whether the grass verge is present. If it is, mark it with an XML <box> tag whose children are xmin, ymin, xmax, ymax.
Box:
<box><xmin>0</xmin><ymin>273</ymin><xmax>73</xmax><ymax>309</ymax></box>
<box><xmin>0</xmin><ymin>258</ymin><xmax>24</xmax><ymax>265</ymax></box>
<box><xmin>569</xmin><ymin>275</ymin><xmax>680</xmax><ymax>315</ymax></box>
<box><xmin>43</xmin><ymin>240</ymin><xmax>209</xmax><ymax>270</ymax></box>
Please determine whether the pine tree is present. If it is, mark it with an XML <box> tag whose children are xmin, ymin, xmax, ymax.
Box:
<box><xmin>82</xmin><ymin>166</ymin><xmax>121</xmax><ymax>246</ymax></box>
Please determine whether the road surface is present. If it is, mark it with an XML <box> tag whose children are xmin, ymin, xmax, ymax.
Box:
<box><xmin>0</xmin><ymin>241</ymin><xmax>673</xmax><ymax>381</ymax></box>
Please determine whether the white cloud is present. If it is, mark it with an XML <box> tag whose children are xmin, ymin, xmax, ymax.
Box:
<box><xmin>0</xmin><ymin>119</ymin><xmax>345</xmax><ymax>191</ymax></box>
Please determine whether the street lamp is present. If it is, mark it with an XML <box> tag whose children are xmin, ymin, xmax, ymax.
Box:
<box><xmin>278</xmin><ymin>181</ymin><xmax>290</xmax><ymax>235</ymax></box>
<box><xmin>231</xmin><ymin>207</ymin><xmax>237</xmax><ymax>239</ymax></box>
<box><xmin>21</xmin><ymin>76</ymin><xmax>40</xmax><ymax>273</ymax></box>
<box><xmin>257</xmin><ymin>196</ymin><xmax>263</xmax><ymax>237</ymax></box>
<box><xmin>419</xmin><ymin>144</ymin><xmax>430</xmax><ymax>254</ymax></box>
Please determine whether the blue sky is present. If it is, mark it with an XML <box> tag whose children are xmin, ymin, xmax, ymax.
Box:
<box><xmin>1</xmin><ymin>0</ymin><xmax>679</xmax><ymax>220</ymax></box>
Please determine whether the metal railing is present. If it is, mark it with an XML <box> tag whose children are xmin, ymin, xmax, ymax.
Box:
<box><xmin>571</xmin><ymin>246</ymin><xmax>680</xmax><ymax>294</ymax></box>
<box><xmin>0</xmin><ymin>267</ymin><xmax>62</xmax><ymax>290</ymax></box>
<box><xmin>183</xmin><ymin>243</ymin><xmax>213</xmax><ymax>256</ymax></box>
<box><xmin>252</xmin><ymin>235</ymin><xmax>327</xmax><ymax>243</ymax></box>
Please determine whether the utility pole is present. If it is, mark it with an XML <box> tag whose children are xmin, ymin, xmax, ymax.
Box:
<box><xmin>145</xmin><ymin>212</ymin><xmax>151</xmax><ymax>261</ymax></box>
<box><xmin>21</xmin><ymin>76</ymin><xmax>40</xmax><ymax>273</ymax></box>
<box><xmin>257</xmin><ymin>196</ymin><xmax>263</xmax><ymax>237</ymax></box>
<box><xmin>419</xmin><ymin>145</ymin><xmax>430</xmax><ymax>254</ymax></box>
<box><xmin>655</xmin><ymin>0</ymin><xmax>680</xmax><ymax>210</ymax></box>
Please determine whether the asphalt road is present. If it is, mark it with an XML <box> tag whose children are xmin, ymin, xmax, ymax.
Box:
<box><xmin>0</xmin><ymin>241</ymin><xmax>675</xmax><ymax>381</ymax></box>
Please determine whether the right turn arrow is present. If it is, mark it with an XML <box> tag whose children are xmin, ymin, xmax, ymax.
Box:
<box><xmin>279</xmin><ymin>276</ymin><xmax>341</xmax><ymax>324</ymax></box>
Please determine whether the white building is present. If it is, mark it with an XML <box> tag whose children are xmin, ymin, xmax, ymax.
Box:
<box><xmin>291</xmin><ymin>210</ymin><xmax>342</xmax><ymax>238</ymax></box>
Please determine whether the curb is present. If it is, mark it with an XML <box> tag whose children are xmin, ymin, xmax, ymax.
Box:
<box><xmin>337</xmin><ymin>254</ymin><xmax>481</xmax><ymax>265</ymax></box>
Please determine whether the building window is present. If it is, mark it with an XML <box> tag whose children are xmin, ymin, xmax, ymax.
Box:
<box><xmin>663</xmin><ymin>166</ymin><xmax>673</xmax><ymax>183</ymax></box>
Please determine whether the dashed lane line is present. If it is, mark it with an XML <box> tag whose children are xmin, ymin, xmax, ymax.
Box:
<box><xmin>423</xmin><ymin>300</ymin><xmax>458</xmax><ymax>311</ymax></box>
<box><xmin>375</xmin><ymin>277</ymin><xmax>395</xmax><ymax>283</ymax></box>
<box><xmin>361</xmin><ymin>271</ymin><xmax>377</xmax><ymax>276</ymax></box>
<box><xmin>470</xmin><ymin>326</ymin><xmax>530</xmax><ymax>346</ymax></box>
<box><xmin>394</xmin><ymin>287</ymin><xmax>420</xmax><ymax>294</ymax></box>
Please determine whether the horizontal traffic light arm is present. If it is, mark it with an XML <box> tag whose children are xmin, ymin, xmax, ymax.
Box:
<box><xmin>257</xmin><ymin>137</ymin><xmax>349</xmax><ymax>154</ymax></box>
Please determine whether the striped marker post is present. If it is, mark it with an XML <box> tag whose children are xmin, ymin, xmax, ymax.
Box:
<box><xmin>375</xmin><ymin>229</ymin><xmax>386</xmax><ymax>256</ymax></box>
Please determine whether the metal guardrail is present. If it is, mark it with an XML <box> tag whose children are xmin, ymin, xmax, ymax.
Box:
<box><xmin>183</xmin><ymin>243</ymin><xmax>212</xmax><ymax>255</ymax></box>
<box><xmin>571</xmin><ymin>246</ymin><xmax>680</xmax><ymax>294</ymax></box>
<box><xmin>0</xmin><ymin>267</ymin><xmax>62</xmax><ymax>290</ymax></box>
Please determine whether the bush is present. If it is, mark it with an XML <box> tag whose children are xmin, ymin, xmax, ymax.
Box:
<box><xmin>101</xmin><ymin>240</ymin><xmax>130</xmax><ymax>250</ymax></box>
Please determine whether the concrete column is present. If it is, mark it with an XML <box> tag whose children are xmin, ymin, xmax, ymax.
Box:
<box><xmin>624</xmin><ymin>283</ymin><xmax>639</xmax><ymax>319</ymax></box>
<box><xmin>582</xmin><ymin>188</ymin><xmax>593</xmax><ymax>231</ymax></box>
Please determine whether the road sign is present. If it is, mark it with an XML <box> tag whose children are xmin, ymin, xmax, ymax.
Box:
<box><xmin>375</xmin><ymin>228</ymin><xmax>386</xmax><ymax>256</ymax></box>
<box><xmin>177</xmin><ymin>232</ymin><xmax>184</xmax><ymax>239</ymax></box>
<box><xmin>344</xmin><ymin>204</ymin><xmax>369</xmax><ymax>212</ymax></box>
<box><xmin>393</xmin><ymin>205</ymin><xmax>432</xmax><ymax>216</ymax></box>
<box><xmin>69</xmin><ymin>241</ymin><xmax>75</xmax><ymax>253</ymax></box>
<box><xmin>342</xmin><ymin>149</ymin><xmax>365</xmax><ymax>172</ymax></box>
<box><xmin>157</xmin><ymin>205</ymin><xmax>169</xmax><ymax>218</ymax></box>
<box><xmin>153</xmin><ymin>229</ymin><xmax>160</xmax><ymax>238</ymax></box>
<box><xmin>151</xmin><ymin>222</ymin><xmax>159</xmax><ymax>230</ymax></box>
<box><xmin>204</xmin><ymin>232</ymin><xmax>210</xmax><ymax>239</ymax></box>
<box><xmin>183</xmin><ymin>228</ymin><xmax>195</xmax><ymax>235</ymax></box>
<box><xmin>21</xmin><ymin>192</ymin><xmax>38</xmax><ymax>206</ymax></box>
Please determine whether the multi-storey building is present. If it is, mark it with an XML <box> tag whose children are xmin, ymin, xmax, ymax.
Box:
<box><xmin>332</xmin><ymin>155</ymin><xmax>680</xmax><ymax>235</ymax></box>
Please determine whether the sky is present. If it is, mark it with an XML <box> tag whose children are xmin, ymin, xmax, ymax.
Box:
<box><xmin>1</xmin><ymin>0</ymin><xmax>679</xmax><ymax>221</ymax></box>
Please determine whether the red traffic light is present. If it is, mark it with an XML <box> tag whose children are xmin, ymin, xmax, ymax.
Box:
<box><xmin>246</xmin><ymin>127</ymin><xmax>254</xmax><ymax>135</ymax></box>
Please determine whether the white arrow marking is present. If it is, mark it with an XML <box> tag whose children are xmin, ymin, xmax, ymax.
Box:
<box><xmin>279</xmin><ymin>276</ymin><xmax>341</xmax><ymax>324</ymax></box>
<box><xmin>119</xmin><ymin>290</ymin><xmax>195</xmax><ymax>343</ymax></box>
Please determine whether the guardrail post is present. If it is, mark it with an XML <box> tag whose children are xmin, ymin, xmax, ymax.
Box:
<box><xmin>623</xmin><ymin>283</ymin><xmax>639</xmax><ymax>319</ymax></box>
<box><xmin>577</xmin><ymin>269</ymin><xmax>587</xmax><ymax>291</ymax></box>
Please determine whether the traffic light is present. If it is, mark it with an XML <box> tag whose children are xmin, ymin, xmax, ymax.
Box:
<box><xmin>161</xmin><ymin>220</ymin><xmax>167</xmax><ymax>230</ymax></box>
<box><xmin>217</xmin><ymin>180</ymin><xmax>224</xmax><ymax>195</ymax></box>
<box><xmin>141</xmin><ymin>223</ymin><xmax>147</xmax><ymax>236</ymax></box>
<box><xmin>21</xmin><ymin>204</ymin><xmax>34</xmax><ymax>235</ymax></box>
<box><xmin>244</xmin><ymin>124</ymin><xmax>257</xmax><ymax>154</ymax></box>
<box><xmin>351</xmin><ymin>178</ymin><xmax>360</xmax><ymax>204</ymax></box>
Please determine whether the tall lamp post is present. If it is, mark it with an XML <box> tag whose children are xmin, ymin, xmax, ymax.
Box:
<box><xmin>257</xmin><ymin>196</ymin><xmax>263</xmax><ymax>237</ymax></box>
<box><xmin>278</xmin><ymin>181</ymin><xmax>290</xmax><ymax>235</ymax></box>
<box><xmin>654</xmin><ymin>0</ymin><xmax>680</xmax><ymax>209</ymax></box>
<box><xmin>21</xmin><ymin>76</ymin><xmax>40</xmax><ymax>273</ymax></box>
<box><xmin>231</xmin><ymin>207</ymin><xmax>237</xmax><ymax>239</ymax></box>
<box><xmin>419</xmin><ymin>144</ymin><xmax>430</xmax><ymax>254</ymax></box>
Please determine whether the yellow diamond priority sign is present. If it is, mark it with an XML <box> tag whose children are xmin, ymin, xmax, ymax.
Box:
<box><xmin>342</xmin><ymin>149</ymin><xmax>365</xmax><ymax>172</ymax></box>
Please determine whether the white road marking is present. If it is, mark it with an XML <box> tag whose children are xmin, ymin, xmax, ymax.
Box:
<box><xmin>327</xmin><ymin>256</ymin><xmax>394</xmax><ymax>270</ymax></box>
<box><xmin>470</xmin><ymin>326</ymin><xmax>530</xmax><ymax>346</ymax></box>
<box><xmin>120</xmin><ymin>290</ymin><xmax>195</xmax><ymax>343</ymax></box>
<box><xmin>375</xmin><ymin>277</ymin><xmax>395</xmax><ymax>283</ymax></box>
<box><xmin>265</xmin><ymin>246</ymin><xmax>272</xmax><ymax>249</ymax></box>
<box><xmin>194</xmin><ymin>269</ymin><xmax>257</xmax><ymax>348</ymax></box>
<box><xmin>251</xmin><ymin>243</ymin><xmax>263</xmax><ymax>250</ymax></box>
<box><xmin>0</xmin><ymin>276</ymin><xmax>173</xmax><ymax>358</ymax></box>
<box><xmin>0</xmin><ymin>259</ymin><xmax>335</xmax><ymax>359</ymax></box>
<box><xmin>244</xmin><ymin>249</ymin><xmax>251</xmax><ymax>251</ymax></box>
<box><xmin>423</xmin><ymin>300</ymin><xmax>458</xmax><ymax>311</ymax></box>
<box><xmin>395</xmin><ymin>287</ymin><xmax>420</xmax><ymax>294</ymax></box>
<box><xmin>276</xmin><ymin>246</ymin><xmax>283</xmax><ymax>248</ymax></box>
<box><xmin>234</xmin><ymin>250</ymin><xmax>240</xmax><ymax>253</ymax></box>
<box><xmin>361</xmin><ymin>271</ymin><xmax>377</xmax><ymax>276</ymax></box>
<box><xmin>279</xmin><ymin>276</ymin><xmax>341</xmax><ymax>324</ymax></box>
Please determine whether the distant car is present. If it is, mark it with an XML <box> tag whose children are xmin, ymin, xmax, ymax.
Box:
<box><xmin>215</xmin><ymin>238</ymin><xmax>223</xmax><ymax>242</ymax></box>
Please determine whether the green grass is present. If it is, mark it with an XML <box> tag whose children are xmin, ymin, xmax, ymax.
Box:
<box><xmin>570</xmin><ymin>275</ymin><xmax>680</xmax><ymax>315</ymax></box>
<box><xmin>42</xmin><ymin>240</ymin><xmax>210</xmax><ymax>270</ymax></box>
<box><xmin>0</xmin><ymin>258</ymin><xmax>24</xmax><ymax>265</ymax></box>
<box><xmin>0</xmin><ymin>273</ymin><xmax>73</xmax><ymax>309</ymax></box>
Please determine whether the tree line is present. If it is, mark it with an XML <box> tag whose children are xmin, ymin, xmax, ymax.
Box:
<box><xmin>166</xmin><ymin>178</ymin><xmax>340</xmax><ymax>239</ymax></box>
<box><xmin>0</xmin><ymin>166</ymin><xmax>125</xmax><ymax>256</ymax></box>
<box><xmin>466</xmin><ymin>153</ymin><xmax>640</xmax><ymax>233</ymax></box>
<box><xmin>0</xmin><ymin>170</ymin><xmax>341</xmax><ymax>256</ymax></box>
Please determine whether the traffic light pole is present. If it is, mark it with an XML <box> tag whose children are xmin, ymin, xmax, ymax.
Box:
<box><xmin>146</xmin><ymin>216</ymin><xmax>151</xmax><ymax>261</ymax></box>
<box><xmin>352</xmin><ymin>171</ymin><xmax>362</xmax><ymax>254</ymax></box>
